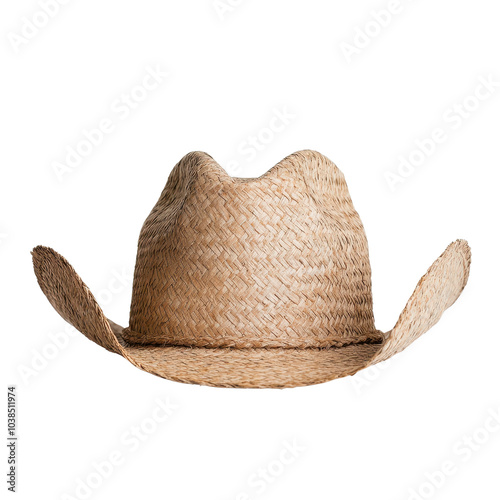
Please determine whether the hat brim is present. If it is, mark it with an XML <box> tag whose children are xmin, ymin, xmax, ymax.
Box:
<box><xmin>32</xmin><ymin>240</ymin><xmax>470</xmax><ymax>388</ymax></box>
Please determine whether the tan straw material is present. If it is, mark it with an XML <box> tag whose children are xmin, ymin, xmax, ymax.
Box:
<box><xmin>32</xmin><ymin>150</ymin><xmax>471</xmax><ymax>388</ymax></box>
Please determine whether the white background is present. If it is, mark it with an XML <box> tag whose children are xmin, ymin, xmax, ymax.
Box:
<box><xmin>2</xmin><ymin>1</ymin><xmax>499</xmax><ymax>499</ymax></box>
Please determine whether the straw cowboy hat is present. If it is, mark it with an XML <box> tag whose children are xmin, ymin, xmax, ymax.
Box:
<box><xmin>32</xmin><ymin>150</ymin><xmax>471</xmax><ymax>388</ymax></box>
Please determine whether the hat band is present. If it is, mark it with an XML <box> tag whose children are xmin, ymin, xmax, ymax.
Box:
<box><xmin>120</xmin><ymin>326</ymin><xmax>384</xmax><ymax>349</ymax></box>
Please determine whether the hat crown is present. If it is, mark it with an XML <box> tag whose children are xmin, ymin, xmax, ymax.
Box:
<box><xmin>123</xmin><ymin>151</ymin><xmax>381</xmax><ymax>348</ymax></box>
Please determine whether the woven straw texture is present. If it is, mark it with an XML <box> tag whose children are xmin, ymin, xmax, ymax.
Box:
<box><xmin>32</xmin><ymin>150</ymin><xmax>471</xmax><ymax>388</ymax></box>
<box><xmin>126</xmin><ymin>151</ymin><xmax>381</xmax><ymax>349</ymax></box>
